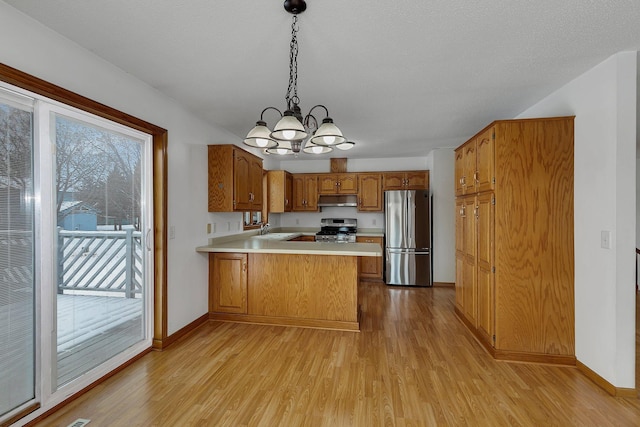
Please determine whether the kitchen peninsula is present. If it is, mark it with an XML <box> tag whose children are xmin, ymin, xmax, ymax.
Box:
<box><xmin>196</xmin><ymin>233</ymin><xmax>382</xmax><ymax>331</ymax></box>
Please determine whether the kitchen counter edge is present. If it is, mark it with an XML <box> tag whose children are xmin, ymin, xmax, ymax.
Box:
<box><xmin>196</xmin><ymin>232</ymin><xmax>382</xmax><ymax>257</ymax></box>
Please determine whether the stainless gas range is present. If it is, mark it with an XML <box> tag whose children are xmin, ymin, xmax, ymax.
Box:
<box><xmin>315</xmin><ymin>218</ymin><xmax>357</xmax><ymax>243</ymax></box>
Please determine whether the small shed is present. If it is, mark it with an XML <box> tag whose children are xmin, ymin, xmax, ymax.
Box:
<box><xmin>58</xmin><ymin>201</ymin><xmax>98</xmax><ymax>231</ymax></box>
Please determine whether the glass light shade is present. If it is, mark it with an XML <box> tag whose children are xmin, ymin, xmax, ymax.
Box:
<box><xmin>302</xmin><ymin>144</ymin><xmax>333</xmax><ymax>154</ymax></box>
<box><xmin>335</xmin><ymin>141</ymin><xmax>355</xmax><ymax>150</ymax></box>
<box><xmin>243</xmin><ymin>123</ymin><xmax>278</xmax><ymax>148</ymax></box>
<box><xmin>265</xmin><ymin>140</ymin><xmax>293</xmax><ymax>155</ymax></box>
<box><xmin>309</xmin><ymin>120</ymin><xmax>346</xmax><ymax>146</ymax></box>
<box><xmin>271</xmin><ymin>115</ymin><xmax>308</xmax><ymax>141</ymax></box>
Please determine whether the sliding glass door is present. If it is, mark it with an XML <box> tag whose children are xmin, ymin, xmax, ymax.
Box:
<box><xmin>51</xmin><ymin>111</ymin><xmax>151</xmax><ymax>387</ymax></box>
<box><xmin>0</xmin><ymin>89</ymin><xmax>35</xmax><ymax>417</ymax></box>
<box><xmin>0</xmin><ymin>80</ymin><xmax>154</xmax><ymax>424</ymax></box>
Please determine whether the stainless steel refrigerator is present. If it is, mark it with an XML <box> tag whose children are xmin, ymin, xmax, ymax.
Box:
<box><xmin>384</xmin><ymin>189</ymin><xmax>432</xmax><ymax>286</ymax></box>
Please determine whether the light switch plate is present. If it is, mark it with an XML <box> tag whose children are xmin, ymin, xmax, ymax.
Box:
<box><xmin>600</xmin><ymin>230</ymin><xmax>611</xmax><ymax>249</ymax></box>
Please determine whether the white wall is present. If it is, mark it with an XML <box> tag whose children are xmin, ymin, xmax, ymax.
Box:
<box><xmin>426</xmin><ymin>148</ymin><xmax>455</xmax><ymax>283</ymax></box>
<box><xmin>0</xmin><ymin>2</ymin><xmax>247</xmax><ymax>336</ymax></box>
<box><xmin>517</xmin><ymin>51</ymin><xmax>637</xmax><ymax>388</ymax></box>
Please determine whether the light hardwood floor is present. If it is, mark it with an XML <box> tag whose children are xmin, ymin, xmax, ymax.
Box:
<box><xmin>34</xmin><ymin>282</ymin><xmax>640</xmax><ymax>426</ymax></box>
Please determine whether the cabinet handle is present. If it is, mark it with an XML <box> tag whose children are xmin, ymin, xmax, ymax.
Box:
<box><xmin>461</xmin><ymin>176</ymin><xmax>466</xmax><ymax>187</ymax></box>
<box><xmin>242</xmin><ymin>262</ymin><xmax>247</xmax><ymax>272</ymax></box>
<box><xmin>474</xmin><ymin>206</ymin><xmax>479</xmax><ymax>218</ymax></box>
<box><xmin>285</xmin><ymin>198</ymin><xmax>289</xmax><ymax>206</ymax></box>
<box><xmin>473</xmin><ymin>171</ymin><xmax>478</xmax><ymax>183</ymax></box>
<box><xmin>460</xmin><ymin>206</ymin><xmax>466</xmax><ymax>217</ymax></box>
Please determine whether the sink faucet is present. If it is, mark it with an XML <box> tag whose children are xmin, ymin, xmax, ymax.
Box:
<box><xmin>259</xmin><ymin>222</ymin><xmax>270</xmax><ymax>235</ymax></box>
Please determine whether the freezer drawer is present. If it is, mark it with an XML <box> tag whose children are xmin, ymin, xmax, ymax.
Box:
<box><xmin>385</xmin><ymin>249</ymin><xmax>432</xmax><ymax>286</ymax></box>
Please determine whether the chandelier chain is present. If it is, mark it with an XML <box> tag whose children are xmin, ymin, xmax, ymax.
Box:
<box><xmin>286</xmin><ymin>15</ymin><xmax>299</xmax><ymax>109</ymax></box>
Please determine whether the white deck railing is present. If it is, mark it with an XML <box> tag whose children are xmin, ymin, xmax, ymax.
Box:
<box><xmin>56</xmin><ymin>228</ymin><xmax>142</xmax><ymax>298</ymax></box>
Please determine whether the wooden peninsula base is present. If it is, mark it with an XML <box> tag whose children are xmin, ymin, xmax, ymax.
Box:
<box><xmin>209</xmin><ymin>252</ymin><xmax>360</xmax><ymax>331</ymax></box>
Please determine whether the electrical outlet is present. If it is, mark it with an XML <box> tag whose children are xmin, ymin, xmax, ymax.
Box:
<box><xmin>600</xmin><ymin>230</ymin><xmax>612</xmax><ymax>249</ymax></box>
<box><xmin>296</xmin><ymin>219</ymin><xmax>300</xmax><ymax>225</ymax></box>
<box><xmin>206</xmin><ymin>223</ymin><xmax>212</xmax><ymax>234</ymax></box>
<box><xmin>372</xmin><ymin>219</ymin><xmax>377</xmax><ymax>226</ymax></box>
<box><xmin>227</xmin><ymin>221</ymin><xmax>231</xmax><ymax>231</ymax></box>
<box><xmin>169</xmin><ymin>226</ymin><xmax>175</xmax><ymax>240</ymax></box>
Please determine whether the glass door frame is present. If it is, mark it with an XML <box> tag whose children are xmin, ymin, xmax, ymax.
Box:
<box><xmin>0</xmin><ymin>63</ymin><xmax>168</xmax><ymax>424</ymax></box>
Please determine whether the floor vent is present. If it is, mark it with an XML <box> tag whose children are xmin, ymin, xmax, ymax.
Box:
<box><xmin>67</xmin><ymin>419</ymin><xmax>91</xmax><ymax>427</ymax></box>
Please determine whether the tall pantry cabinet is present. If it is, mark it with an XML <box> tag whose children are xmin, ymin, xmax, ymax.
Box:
<box><xmin>454</xmin><ymin>116</ymin><xmax>575</xmax><ymax>365</ymax></box>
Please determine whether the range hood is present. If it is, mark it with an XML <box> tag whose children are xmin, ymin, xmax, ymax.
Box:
<box><xmin>317</xmin><ymin>194</ymin><xmax>358</xmax><ymax>207</ymax></box>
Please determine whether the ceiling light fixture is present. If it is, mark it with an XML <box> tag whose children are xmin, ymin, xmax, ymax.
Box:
<box><xmin>243</xmin><ymin>0</ymin><xmax>353</xmax><ymax>156</ymax></box>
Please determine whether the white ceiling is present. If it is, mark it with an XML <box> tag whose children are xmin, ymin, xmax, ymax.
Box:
<box><xmin>5</xmin><ymin>0</ymin><xmax>640</xmax><ymax>159</ymax></box>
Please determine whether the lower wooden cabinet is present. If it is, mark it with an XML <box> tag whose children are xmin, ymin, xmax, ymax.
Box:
<box><xmin>288</xmin><ymin>235</ymin><xmax>316</xmax><ymax>242</ymax></box>
<box><xmin>209</xmin><ymin>253</ymin><xmax>247</xmax><ymax>314</ymax></box>
<box><xmin>356</xmin><ymin>236</ymin><xmax>383</xmax><ymax>280</ymax></box>
<box><xmin>208</xmin><ymin>251</ymin><xmax>360</xmax><ymax>331</ymax></box>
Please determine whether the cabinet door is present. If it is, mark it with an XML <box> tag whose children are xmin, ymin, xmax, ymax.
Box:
<box><xmin>455</xmin><ymin>198</ymin><xmax>464</xmax><ymax>254</ymax></box>
<box><xmin>405</xmin><ymin>171</ymin><xmax>429</xmax><ymax>190</ymax></box>
<box><xmin>382</xmin><ymin>172</ymin><xmax>405</xmax><ymax>190</ymax></box>
<box><xmin>288</xmin><ymin>235</ymin><xmax>315</xmax><ymax>242</ymax></box>
<box><xmin>233</xmin><ymin>151</ymin><xmax>251</xmax><ymax>210</ymax></box>
<box><xmin>338</xmin><ymin>173</ymin><xmax>358</xmax><ymax>194</ymax></box>
<box><xmin>209</xmin><ymin>253</ymin><xmax>247</xmax><ymax>314</ymax></box>
<box><xmin>208</xmin><ymin>145</ymin><xmax>234</xmax><ymax>212</ymax></box>
<box><xmin>455</xmin><ymin>252</ymin><xmax>464</xmax><ymax>313</ymax></box>
<box><xmin>304</xmin><ymin>175</ymin><xmax>318</xmax><ymax>211</ymax></box>
<box><xmin>284</xmin><ymin>172</ymin><xmax>293</xmax><ymax>212</ymax></box>
<box><xmin>462</xmin><ymin>195</ymin><xmax>477</xmax><ymax>324</ymax></box>
<box><xmin>356</xmin><ymin>236</ymin><xmax>383</xmax><ymax>280</ymax></box>
<box><xmin>318</xmin><ymin>174</ymin><xmax>338</xmax><ymax>194</ymax></box>
<box><xmin>476</xmin><ymin>127</ymin><xmax>495</xmax><ymax>193</ymax></box>
<box><xmin>249</xmin><ymin>157</ymin><xmax>263</xmax><ymax>210</ymax></box>
<box><xmin>454</xmin><ymin>198</ymin><xmax>465</xmax><ymax>313</ymax></box>
<box><xmin>357</xmin><ymin>173</ymin><xmax>382</xmax><ymax>212</ymax></box>
<box><xmin>476</xmin><ymin>192</ymin><xmax>495</xmax><ymax>344</ymax></box>
<box><xmin>455</xmin><ymin>149</ymin><xmax>465</xmax><ymax>196</ymax></box>
<box><xmin>463</xmin><ymin>141</ymin><xmax>477</xmax><ymax>195</ymax></box>
<box><xmin>292</xmin><ymin>175</ymin><xmax>307</xmax><ymax>211</ymax></box>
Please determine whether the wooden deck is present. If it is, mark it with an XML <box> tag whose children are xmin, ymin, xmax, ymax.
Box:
<box><xmin>57</xmin><ymin>294</ymin><xmax>143</xmax><ymax>386</ymax></box>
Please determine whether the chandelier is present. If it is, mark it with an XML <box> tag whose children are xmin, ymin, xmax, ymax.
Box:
<box><xmin>243</xmin><ymin>0</ymin><xmax>354</xmax><ymax>155</ymax></box>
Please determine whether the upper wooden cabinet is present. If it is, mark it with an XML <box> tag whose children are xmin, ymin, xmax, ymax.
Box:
<box><xmin>292</xmin><ymin>174</ymin><xmax>318</xmax><ymax>211</ymax></box>
<box><xmin>357</xmin><ymin>173</ymin><xmax>382</xmax><ymax>212</ymax></box>
<box><xmin>475</xmin><ymin>127</ymin><xmax>495</xmax><ymax>193</ymax></box>
<box><xmin>382</xmin><ymin>171</ymin><xmax>429</xmax><ymax>190</ymax></box>
<box><xmin>208</xmin><ymin>145</ymin><xmax>263</xmax><ymax>212</ymax></box>
<box><xmin>267</xmin><ymin>170</ymin><xmax>293</xmax><ymax>213</ymax></box>
<box><xmin>454</xmin><ymin>127</ymin><xmax>494</xmax><ymax>196</ymax></box>
<box><xmin>318</xmin><ymin>173</ymin><xmax>358</xmax><ymax>194</ymax></box>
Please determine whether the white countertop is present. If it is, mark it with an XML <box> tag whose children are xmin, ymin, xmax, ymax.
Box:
<box><xmin>196</xmin><ymin>232</ymin><xmax>382</xmax><ymax>257</ymax></box>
